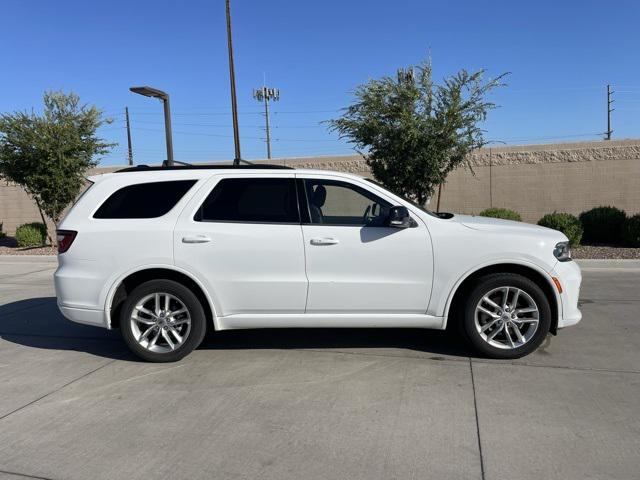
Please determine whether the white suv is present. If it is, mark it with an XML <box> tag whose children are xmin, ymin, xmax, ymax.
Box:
<box><xmin>54</xmin><ymin>165</ymin><xmax>582</xmax><ymax>362</ymax></box>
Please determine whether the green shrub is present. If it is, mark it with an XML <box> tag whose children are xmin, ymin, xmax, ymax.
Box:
<box><xmin>15</xmin><ymin>222</ymin><xmax>47</xmax><ymax>248</ymax></box>
<box><xmin>478</xmin><ymin>207</ymin><xmax>522</xmax><ymax>222</ymax></box>
<box><xmin>537</xmin><ymin>212</ymin><xmax>583</xmax><ymax>247</ymax></box>
<box><xmin>579</xmin><ymin>206</ymin><xmax>626</xmax><ymax>244</ymax></box>
<box><xmin>622</xmin><ymin>214</ymin><xmax>640</xmax><ymax>247</ymax></box>
<box><xmin>0</xmin><ymin>222</ymin><xmax>5</xmax><ymax>239</ymax></box>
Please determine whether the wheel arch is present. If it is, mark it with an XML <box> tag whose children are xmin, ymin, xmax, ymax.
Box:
<box><xmin>443</xmin><ymin>262</ymin><xmax>560</xmax><ymax>335</ymax></box>
<box><xmin>106</xmin><ymin>266</ymin><xmax>218</xmax><ymax>331</ymax></box>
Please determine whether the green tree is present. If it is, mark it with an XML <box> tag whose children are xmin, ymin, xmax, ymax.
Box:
<box><xmin>0</xmin><ymin>91</ymin><xmax>114</xmax><ymax>244</ymax></box>
<box><xmin>329</xmin><ymin>60</ymin><xmax>507</xmax><ymax>207</ymax></box>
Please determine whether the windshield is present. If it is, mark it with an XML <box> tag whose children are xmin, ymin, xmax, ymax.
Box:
<box><xmin>363</xmin><ymin>178</ymin><xmax>449</xmax><ymax>218</ymax></box>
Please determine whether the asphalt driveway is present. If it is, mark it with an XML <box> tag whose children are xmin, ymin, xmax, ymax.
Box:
<box><xmin>0</xmin><ymin>257</ymin><xmax>638</xmax><ymax>480</ymax></box>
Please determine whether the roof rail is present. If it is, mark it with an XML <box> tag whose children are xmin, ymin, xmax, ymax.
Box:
<box><xmin>115</xmin><ymin>164</ymin><xmax>292</xmax><ymax>173</ymax></box>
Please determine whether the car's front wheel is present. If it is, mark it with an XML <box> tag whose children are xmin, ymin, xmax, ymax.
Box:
<box><xmin>120</xmin><ymin>279</ymin><xmax>207</xmax><ymax>362</ymax></box>
<box><xmin>462</xmin><ymin>273</ymin><xmax>552</xmax><ymax>359</ymax></box>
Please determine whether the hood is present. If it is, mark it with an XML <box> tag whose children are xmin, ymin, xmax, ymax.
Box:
<box><xmin>454</xmin><ymin>214</ymin><xmax>566</xmax><ymax>240</ymax></box>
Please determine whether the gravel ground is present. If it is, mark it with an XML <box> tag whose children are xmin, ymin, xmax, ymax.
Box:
<box><xmin>572</xmin><ymin>245</ymin><xmax>640</xmax><ymax>259</ymax></box>
<box><xmin>1</xmin><ymin>237</ymin><xmax>639</xmax><ymax>259</ymax></box>
<box><xmin>0</xmin><ymin>237</ymin><xmax>56</xmax><ymax>255</ymax></box>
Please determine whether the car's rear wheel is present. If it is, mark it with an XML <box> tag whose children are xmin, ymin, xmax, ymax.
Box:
<box><xmin>120</xmin><ymin>279</ymin><xmax>206</xmax><ymax>362</ymax></box>
<box><xmin>462</xmin><ymin>273</ymin><xmax>551</xmax><ymax>359</ymax></box>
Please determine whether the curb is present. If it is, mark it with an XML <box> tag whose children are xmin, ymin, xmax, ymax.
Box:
<box><xmin>0</xmin><ymin>255</ymin><xmax>58</xmax><ymax>262</ymax></box>
<box><xmin>575</xmin><ymin>259</ymin><xmax>640</xmax><ymax>270</ymax></box>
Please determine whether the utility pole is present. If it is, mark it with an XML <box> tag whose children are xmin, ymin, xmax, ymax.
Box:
<box><xmin>226</xmin><ymin>0</ymin><xmax>242</xmax><ymax>165</ymax></box>
<box><xmin>125</xmin><ymin>107</ymin><xmax>133</xmax><ymax>165</ymax></box>
<box><xmin>606</xmin><ymin>84</ymin><xmax>614</xmax><ymax>140</ymax></box>
<box><xmin>253</xmin><ymin>86</ymin><xmax>280</xmax><ymax>159</ymax></box>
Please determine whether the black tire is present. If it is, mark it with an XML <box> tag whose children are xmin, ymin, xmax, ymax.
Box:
<box><xmin>120</xmin><ymin>279</ymin><xmax>207</xmax><ymax>362</ymax></box>
<box><xmin>461</xmin><ymin>273</ymin><xmax>551</xmax><ymax>359</ymax></box>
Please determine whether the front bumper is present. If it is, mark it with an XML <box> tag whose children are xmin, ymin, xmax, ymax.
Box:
<box><xmin>551</xmin><ymin>260</ymin><xmax>582</xmax><ymax>329</ymax></box>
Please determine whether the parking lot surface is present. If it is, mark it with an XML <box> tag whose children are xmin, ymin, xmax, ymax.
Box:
<box><xmin>0</xmin><ymin>256</ymin><xmax>639</xmax><ymax>480</ymax></box>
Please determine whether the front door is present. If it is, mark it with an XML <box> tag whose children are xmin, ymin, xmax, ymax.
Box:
<box><xmin>174</xmin><ymin>174</ymin><xmax>308</xmax><ymax>316</ymax></box>
<box><xmin>299</xmin><ymin>175</ymin><xmax>433</xmax><ymax>314</ymax></box>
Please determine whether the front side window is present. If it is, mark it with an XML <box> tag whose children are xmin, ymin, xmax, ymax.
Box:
<box><xmin>196</xmin><ymin>177</ymin><xmax>299</xmax><ymax>223</ymax></box>
<box><xmin>303</xmin><ymin>179</ymin><xmax>391</xmax><ymax>226</ymax></box>
<box><xmin>94</xmin><ymin>180</ymin><xmax>197</xmax><ymax>219</ymax></box>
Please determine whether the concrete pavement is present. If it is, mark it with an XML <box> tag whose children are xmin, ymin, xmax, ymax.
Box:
<box><xmin>0</xmin><ymin>256</ymin><xmax>638</xmax><ymax>480</ymax></box>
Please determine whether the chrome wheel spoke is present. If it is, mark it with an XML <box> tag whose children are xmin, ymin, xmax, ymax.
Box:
<box><xmin>148</xmin><ymin>329</ymin><xmax>161</xmax><ymax>348</ymax></box>
<box><xmin>168</xmin><ymin>326</ymin><xmax>183</xmax><ymax>344</ymax></box>
<box><xmin>162</xmin><ymin>329</ymin><xmax>175</xmax><ymax>350</ymax></box>
<box><xmin>516</xmin><ymin>307</ymin><xmax>537</xmax><ymax>315</ymax></box>
<box><xmin>487</xmin><ymin>323</ymin><xmax>504</xmax><ymax>341</ymax></box>
<box><xmin>482</xmin><ymin>296</ymin><xmax>501</xmax><ymax>311</ymax></box>
<box><xmin>135</xmin><ymin>306</ymin><xmax>157</xmax><ymax>319</ymax></box>
<box><xmin>512</xmin><ymin>324</ymin><xmax>526</xmax><ymax>344</ymax></box>
<box><xmin>139</xmin><ymin>325</ymin><xmax>155</xmax><ymax>342</ymax></box>
<box><xmin>481</xmin><ymin>318</ymin><xmax>500</xmax><ymax>333</ymax></box>
<box><xmin>154</xmin><ymin>293</ymin><xmax>161</xmax><ymax>316</ymax></box>
<box><xmin>504</xmin><ymin>324</ymin><xmax>515</xmax><ymax>347</ymax></box>
<box><xmin>510</xmin><ymin>289</ymin><xmax>520</xmax><ymax>311</ymax></box>
<box><xmin>513</xmin><ymin>317</ymin><xmax>538</xmax><ymax>325</ymax></box>
<box><xmin>501</xmin><ymin>287</ymin><xmax>510</xmax><ymax>310</ymax></box>
<box><xmin>478</xmin><ymin>305</ymin><xmax>500</xmax><ymax>319</ymax></box>
<box><xmin>170</xmin><ymin>307</ymin><xmax>188</xmax><ymax>318</ymax></box>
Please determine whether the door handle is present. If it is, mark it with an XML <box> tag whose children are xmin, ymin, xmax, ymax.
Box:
<box><xmin>182</xmin><ymin>235</ymin><xmax>212</xmax><ymax>244</ymax></box>
<box><xmin>310</xmin><ymin>237</ymin><xmax>339</xmax><ymax>246</ymax></box>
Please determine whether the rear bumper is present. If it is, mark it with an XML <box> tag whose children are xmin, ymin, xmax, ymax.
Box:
<box><xmin>58</xmin><ymin>303</ymin><xmax>105</xmax><ymax>327</ymax></box>
<box><xmin>551</xmin><ymin>260</ymin><xmax>582</xmax><ymax>329</ymax></box>
<box><xmin>54</xmin><ymin>259</ymin><xmax>108</xmax><ymax>328</ymax></box>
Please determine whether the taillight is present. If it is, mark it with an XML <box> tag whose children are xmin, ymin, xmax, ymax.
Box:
<box><xmin>56</xmin><ymin>230</ymin><xmax>77</xmax><ymax>254</ymax></box>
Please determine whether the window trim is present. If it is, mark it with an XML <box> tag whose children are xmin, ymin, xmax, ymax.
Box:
<box><xmin>193</xmin><ymin>176</ymin><xmax>300</xmax><ymax>225</ymax></box>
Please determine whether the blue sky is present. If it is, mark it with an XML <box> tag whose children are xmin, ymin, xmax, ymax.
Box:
<box><xmin>2</xmin><ymin>0</ymin><xmax>640</xmax><ymax>165</ymax></box>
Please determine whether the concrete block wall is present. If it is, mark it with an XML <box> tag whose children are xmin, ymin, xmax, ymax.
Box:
<box><xmin>1</xmin><ymin>139</ymin><xmax>639</xmax><ymax>235</ymax></box>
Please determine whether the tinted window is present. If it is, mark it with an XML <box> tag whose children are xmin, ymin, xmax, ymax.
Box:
<box><xmin>196</xmin><ymin>178</ymin><xmax>299</xmax><ymax>223</ymax></box>
<box><xmin>94</xmin><ymin>180</ymin><xmax>197</xmax><ymax>219</ymax></box>
<box><xmin>304</xmin><ymin>179</ymin><xmax>391</xmax><ymax>226</ymax></box>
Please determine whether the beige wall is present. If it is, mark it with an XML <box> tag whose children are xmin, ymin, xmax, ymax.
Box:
<box><xmin>1</xmin><ymin>139</ymin><xmax>639</xmax><ymax>234</ymax></box>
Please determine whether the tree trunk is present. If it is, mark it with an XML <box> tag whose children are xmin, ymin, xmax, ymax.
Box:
<box><xmin>34</xmin><ymin>198</ymin><xmax>54</xmax><ymax>246</ymax></box>
<box><xmin>436</xmin><ymin>182</ymin><xmax>444</xmax><ymax>213</ymax></box>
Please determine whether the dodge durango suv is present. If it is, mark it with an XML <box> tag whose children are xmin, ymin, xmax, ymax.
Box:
<box><xmin>54</xmin><ymin>165</ymin><xmax>582</xmax><ymax>362</ymax></box>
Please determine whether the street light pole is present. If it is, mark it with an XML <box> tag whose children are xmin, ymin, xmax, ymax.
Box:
<box><xmin>162</xmin><ymin>96</ymin><xmax>174</xmax><ymax>166</ymax></box>
<box><xmin>129</xmin><ymin>86</ymin><xmax>174</xmax><ymax>166</ymax></box>
<box><xmin>226</xmin><ymin>0</ymin><xmax>242</xmax><ymax>165</ymax></box>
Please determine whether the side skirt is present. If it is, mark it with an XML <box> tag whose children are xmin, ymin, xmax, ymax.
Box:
<box><xmin>216</xmin><ymin>313</ymin><xmax>446</xmax><ymax>331</ymax></box>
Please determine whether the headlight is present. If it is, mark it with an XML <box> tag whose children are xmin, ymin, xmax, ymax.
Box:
<box><xmin>553</xmin><ymin>241</ymin><xmax>572</xmax><ymax>262</ymax></box>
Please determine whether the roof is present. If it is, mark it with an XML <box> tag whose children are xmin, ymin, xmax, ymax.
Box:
<box><xmin>115</xmin><ymin>164</ymin><xmax>292</xmax><ymax>173</ymax></box>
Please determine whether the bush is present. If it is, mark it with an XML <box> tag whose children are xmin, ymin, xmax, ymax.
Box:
<box><xmin>579</xmin><ymin>206</ymin><xmax>626</xmax><ymax>244</ymax></box>
<box><xmin>622</xmin><ymin>214</ymin><xmax>640</xmax><ymax>247</ymax></box>
<box><xmin>15</xmin><ymin>222</ymin><xmax>47</xmax><ymax>248</ymax></box>
<box><xmin>0</xmin><ymin>222</ymin><xmax>5</xmax><ymax>239</ymax></box>
<box><xmin>478</xmin><ymin>207</ymin><xmax>522</xmax><ymax>222</ymax></box>
<box><xmin>537</xmin><ymin>212</ymin><xmax>583</xmax><ymax>247</ymax></box>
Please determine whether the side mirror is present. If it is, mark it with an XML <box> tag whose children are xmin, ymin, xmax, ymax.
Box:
<box><xmin>388</xmin><ymin>206</ymin><xmax>412</xmax><ymax>228</ymax></box>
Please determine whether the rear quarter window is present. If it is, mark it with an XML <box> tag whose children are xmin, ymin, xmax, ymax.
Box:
<box><xmin>94</xmin><ymin>180</ymin><xmax>197</xmax><ymax>219</ymax></box>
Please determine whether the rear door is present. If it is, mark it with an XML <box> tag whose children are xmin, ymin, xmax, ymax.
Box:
<box><xmin>298</xmin><ymin>174</ymin><xmax>433</xmax><ymax>314</ymax></box>
<box><xmin>174</xmin><ymin>173</ymin><xmax>308</xmax><ymax>316</ymax></box>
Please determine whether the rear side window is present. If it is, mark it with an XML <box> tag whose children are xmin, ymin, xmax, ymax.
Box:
<box><xmin>196</xmin><ymin>178</ymin><xmax>299</xmax><ymax>223</ymax></box>
<box><xmin>94</xmin><ymin>180</ymin><xmax>197</xmax><ymax>219</ymax></box>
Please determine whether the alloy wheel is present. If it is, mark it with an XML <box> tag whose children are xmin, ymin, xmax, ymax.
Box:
<box><xmin>474</xmin><ymin>286</ymin><xmax>539</xmax><ymax>349</ymax></box>
<box><xmin>130</xmin><ymin>292</ymin><xmax>192</xmax><ymax>353</ymax></box>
